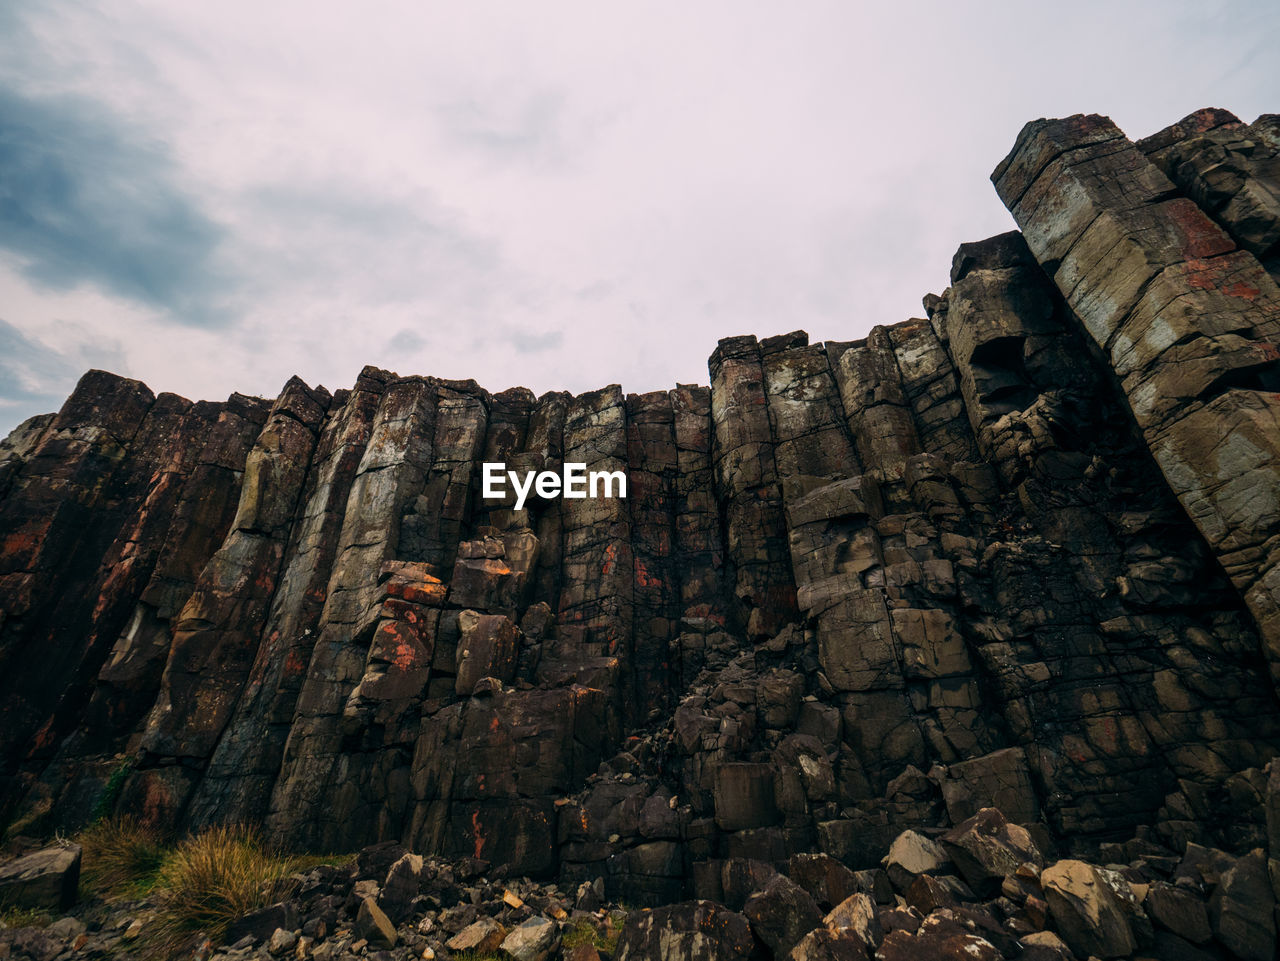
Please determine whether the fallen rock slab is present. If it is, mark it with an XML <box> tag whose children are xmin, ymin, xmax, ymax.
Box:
<box><xmin>0</xmin><ymin>844</ymin><xmax>80</xmax><ymax>911</ymax></box>
<box><xmin>615</xmin><ymin>901</ymin><xmax>756</xmax><ymax>961</ymax></box>
<box><xmin>1041</xmin><ymin>858</ymin><xmax>1136</xmax><ymax>959</ymax></box>
<box><xmin>500</xmin><ymin>916</ymin><xmax>558</xmax><ymax>961</ymax></box>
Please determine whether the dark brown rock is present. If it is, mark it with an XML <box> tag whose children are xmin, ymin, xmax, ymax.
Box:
<box><xmin>355</xmin><ymin>897</ymin><xmax>398</xmax><ymax>949</ymax></box>
<box><xmin>788</xmin><ymin>852</ymin><xmax>858</xmax><ymax>909</ymax></box>
<box><xmin>614</xmin><ymin>901</ymin><xmax>757</xmax><ymax>961</ymax></box>
<box><xmin>940</xmin><ymin>807</ymin><xmax>1043</xmax><ymax>895</ymax></box>
<box><xmin>0</xmin><ymin>844</ymin><xmax>80</xmax><ymax>911</ymax></box>
<box><xmin>1145</xmin><ymin>879</ymin><xmax>1211</xmax><ymax>944</ymax></box>
<box><xmin>785</xmin><ymin>927</ymin><xmax>869</xmax><ymax>961</ymax></box>
<box><xmin>226</xmin><ymin>901</ymin><xmax>300</xmax><ymax>946</ymax></box>
<box><xmin>874</xmin><ymin>910</ymin><xmax>1002</xmax><ymax>961</ymax></box>
<box><xmin>1208</xmin><ymin>848</ymin><xmax>1276</xmax><ymax>961</ymax></box>
<box><xmin>742</xmin><ymin>874</ymin><xmax>823</xmax><ymax>958</ymax></box>
<box><xmin>882</xmin><ymin>830</ymin><xmax>951</xmax><ymax>892</ymax></box>
<box><xmin>1041</xmin><ymin>859</ymin><xmax>1138</xmax><ymax>959</ymax></box>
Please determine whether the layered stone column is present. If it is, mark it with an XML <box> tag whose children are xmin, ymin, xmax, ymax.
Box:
<box><xmin>187</xmin><ymin>367</ymin><xmax>390</xmax><ymax>828</ymax></box>
<box><xmin>132</xmin><ymin>377</ymin><xmax>329</xmax><ymax>821</ymax></box>
<box><xmin>266</xmin><ymin>376</ymin><xmax>438</xmax><ymax>848</ymax></box>
<box><xmin>994</xmin><ymin>114</ymin><xmax>1280</xmax><ymax>685</ymax></box>
<box><xmin>1138</xmin><ymin>108</ymin><xmax>1280</xmax><ymax>281</ymax></box>
<box><xmin>625</xmin><ymin>390</ymin><xmax>679</xmax><ymax>721</ymax></box>
<box><xmin>710</xmin><ymin>335</ymin><xmax>796</xmax><ymax>639</ymax></box>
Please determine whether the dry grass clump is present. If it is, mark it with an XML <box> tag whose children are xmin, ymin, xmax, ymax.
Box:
<box><xmin>0</xmin><ymin>904</ymin><xmax>51</xmax><ymax>929</ymax></box>
<box><xmin>561</xmin><ymin>912</ymin><xmax>625</xmax><ymax>954</ymax></box>
<box><xmin>78</xmin><ymin>816</ymin><xmax>167</xmax><ymax>898</ymax></box>
<box><xmin>74</xmin><ymin>818</ymin><xmax>353</xmax><ymax>958</ymax></box>
<box><xmin>144</xmin><ymin>823</ymin><xmax>302</xmax><ymax>958</ymax></box>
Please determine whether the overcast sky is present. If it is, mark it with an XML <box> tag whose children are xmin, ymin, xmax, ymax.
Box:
<box><xmin>1</xmin><ymin>1</ymin><xmax>1277</xmax><ymax>436</ymax></box>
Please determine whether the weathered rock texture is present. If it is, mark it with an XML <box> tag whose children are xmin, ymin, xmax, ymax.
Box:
<box><xmin>6</xmin><ymin>107</ymin><xmax>1280</xmax><ymax>911</ymax></box>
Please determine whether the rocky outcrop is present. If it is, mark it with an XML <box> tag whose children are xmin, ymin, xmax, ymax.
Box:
<box><xmin>1</xmin><ymin>809</ymin><xmax>1273</xmax><ymax>961</ymax></box>
<box><xmin>5</xmin><ymin>107</ymin><xmax>1280</xmax><ymax>923</ymax></box>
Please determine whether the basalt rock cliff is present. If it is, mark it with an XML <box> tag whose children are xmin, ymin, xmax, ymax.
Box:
<box><xmin>4</xmin><ymin>108</ymin><xmax>1280</xmax><ymax>906</ymax></box>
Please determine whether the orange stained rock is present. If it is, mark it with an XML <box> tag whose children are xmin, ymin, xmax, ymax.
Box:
<box><xmin>1224</xmin><ymin>280</ymin><xmax>1262</xmax><ymax>300</ymax></box>
<box><xmin>391</xmin><ymin>638</ymin><xmax>417</xmax><ymax>672</ymax></box>
<box><xmin>633</xmin><ymin>558</ymin><xmax>662</xmax><ymax>589</ymax></box>
<box><xmin>284</xmin><ymin>649</ymin><xmax>308</xmax><ymax>677</ymax></box>
<box><xmin>1167</xmin><ymin>200</ymin><xmax>1235</xmax><ymax>261</ymax></box>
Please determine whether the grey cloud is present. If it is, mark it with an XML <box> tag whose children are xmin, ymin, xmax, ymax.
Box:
<box><xmin>388</xmin><ymin>329</ymin><xmax>428</xmax><ymax>353</ymax></box>
<box><xmin>508</xmin><ymin>328</ymin><xmax>563</xmax><ymax>354</ymax></box>
<box><xmin>236</xmin><ymin>182</ymin><xmax>503</xmax><ymax>305</ymax></box>
<box><xmin>437</xmin><ymin>90</ymin><xmax>578</xmax><ymax>169</ymax></box>
<box><xmin>0</xmin><ymin>85</ymin><xmax>227</xmax><ymax>324</ymax></box>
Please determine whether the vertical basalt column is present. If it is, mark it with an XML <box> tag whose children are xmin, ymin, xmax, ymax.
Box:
<box><xmin>761</xmin><ymin>334</ymin><xmax>860</xmax><ymax>501</ymax></box>
<box><xmin>131</xmin><ymin>377</ymin><xmax>329</xmax><ymax>825</ymax></box>
<box><xmin>83</xmin><ymin>395</ymin><xmax>269</xmax><ymax>750</ymax></box>
<box><xmin>16</xmin><ymin>394</ymin><xmax>195</xmax><ymax>753</ymax></box>
<box><xmin>625</xmin><ymin>390</ymin><xmax>679</xmax><ymax>722</ymax></box>
<box><xmin>1</xmin><ymin>393</ymin><xmax>273</xmax><ymax>835</ymax></box>
<box><xmin>400</xmin><ymin>381</ymin><xmax>491</xmax><ymax>573</ymax></box>
<box><xmin>0</xmin><ymin>391</ymin><xmax>207</xmax><ymax>831</ymax></box>
<box><xmin>670</xmin><ymin>384</ymin><xmax>728</xmax><ymax>629</ymax></box>
<box><xmin>994</xmin><ymin>113</ymin><xmax>1280</xmax><ymax>687</ymax></box>
<box><xmin>335</xmin><ymin>379</ymin><xmax>501</xmax><ymax>844</ymax></box>
<box><xmin>0</xmin><ymin>372</ymin><xmax>153</xmax><ymax>661</ymax></box>
<box><xmin>131</xmin><ymin>395</ymin><xmax>272</xmax><ymax>620</ymax></box>
<box><xmin>936</xmin><ymin>231</ymin><xmax>1176</xmax><ymax>835</ymax></box>
<box><xmin>942</xmin><ymin>231</ymin><xmax>1089</xmax><ymax>486</ymax></box>
<box><xmin>886</xmin><ymin>316</ymin><xmax>978</xmax><ymax>465</ymax></box>
<box><xmin>267</xmin><ymin>376</ymin><xmax>438</xmax><ymax>849</ymax></box>
<box><xmin>1139</xmin><ymin>108</ymin><xmax>1280</xmax><ymax>280</ymax></box>
<box><xmin>556</xmin><ymin>386</ymin><xmax>633</xmax><ymax>658</ymax></box>
<box><xmin>709</xmin><ymin>335</ymin><xmax>796</xmax><ymax>639</ymax></box>
<box><xmin>831</xmin><ymin>327</ymin><xmax>921</xmax><ymax>476</ymax></box>
<box><xmin>187</xmin><ymin>368</ymin><xmax>391</xmax><ymax>829</ymax></box>
<box><xmin>474</xmin><ymin>386</ymin><xmax>539</xmax><ymax>620</ymax></box>
<box><xmin>0</xmin><ymin>371</ymin><xmax>156</xmax><ymax>779</ymax></box>
<box><xmin>477</xmin><ymin>386</ymin><xmax>537</xmax><ymax>534</ymax></box>
<box><xmin>523</xmin><ymin>392</ymin><xmax>569</xmax><ymax>608</ymax></box>
<box><xmin>0</xmin><ymin>414</ymin><xmax>54</xmax><ymax>500</ymax></box>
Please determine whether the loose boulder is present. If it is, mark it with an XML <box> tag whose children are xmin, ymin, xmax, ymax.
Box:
<box><xmin>615</xmin><ymin>901</ymin><xmax>757</xmax><ymax>961</ymax></box>
<box><xmin>0</xmin><ymin>844</ymin><xmax>81</xmax><ymax>911</ymax></box>
<box><xmin>882</xmin><ymin>830</ymin><xmax>950</xmax><ymax>891</ymax></box>
<box><xmin>743</xmin><ymin>874</ymin><xmax>823</xmax><ymax>958</ymax></box>
<box><xmin>448</xmin><ymin>917</ymin><xmax>509</xmax><ymax>954</ymax></box>
<box><xmin>354</xmin><ymin>897</ymin><xmax>397</xmax><ymax>949</ymax></box>
<box><xmin>1041</xmin><ymin>859</ymin><xmax>1137</xmax><ymax>959</ymax></box>
<box><xmin>500</xmin><ymin>916</ymin><xmax>559</xmax><ymax>961</ymax></box>
<box><xmin>1208</xmin><ymin>848</ymin><xmax>1276</xmax><ymax>961</ymax></box>
<box><xmin>940</xmin><ymin>807</ymin><xmax>1043</xmax><ymax>894</ymax></box>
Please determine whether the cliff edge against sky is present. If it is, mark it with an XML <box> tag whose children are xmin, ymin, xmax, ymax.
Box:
<box><xmin>3</xmin><ymin>108</ymin><xmax>1280</xmax><ymax>911</ymax></box>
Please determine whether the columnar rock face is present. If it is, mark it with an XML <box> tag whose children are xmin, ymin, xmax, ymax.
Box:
<box><xmin>5</xmin><ymin>108</ymin><xmax>1280</xmax><ymax>911</ymax></box>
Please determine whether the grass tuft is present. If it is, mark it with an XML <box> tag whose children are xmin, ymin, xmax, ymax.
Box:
<box><xmin>143</xmin><ymin>824</ymin><xmax>303</xmax><ymax>958</ymax></box>
<box><xmin>91</xmin><ymin>758</ymin><xmax>133</xmax><ymax>822</ymax></box>
<box><xmin>0</xmin><ymin>904</ymin><xmax>51</xmax><ymax>929</ymax></box>
<box><xmin>561</xmin><ymin>913</ymin><xmax>625</xmax><ymax>954</ymax></box>
<box><xmin>78</xmin><ymin>816</ymin><xmax>167</xmax><ymax>899</ymax></box>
